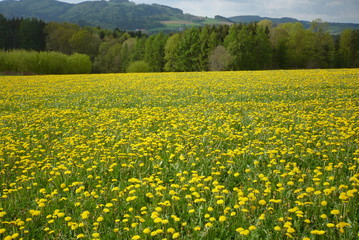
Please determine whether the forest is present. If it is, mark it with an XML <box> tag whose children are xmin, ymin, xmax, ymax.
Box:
<box><xmin>1</xmin><ymin>14</ymin><xmax>359</xmax><ymax>74</ymax></box>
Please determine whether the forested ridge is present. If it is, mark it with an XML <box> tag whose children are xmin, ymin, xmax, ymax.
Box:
<box><xmin>1</xmin><ymin>0</ymin><xmax>359</xmax><ymax>34</ymax></box>
<box><xmin>0</xmin><ymin>0</ymin><xmax>213</xmax><ymax>32</ymax></box>
<box><xmin>1</xmin><ymin>14</ymin><xmax>359</xmax><ymax>74</ymax></box>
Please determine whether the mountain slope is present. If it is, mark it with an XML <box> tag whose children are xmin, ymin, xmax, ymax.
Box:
<box><xmin>0</xmin><ymin>0</ymin><xmax>71</xmax><ymax>22</ymax></box>
<box><xmin>0</xmin><ymin>0</ymin><xmax>192</xmax><ymax>31</ymax></box>
<box><xmin>1</xmin><ymin>0</ymin><xmax>359</xmax><ymax>34</ymax></box>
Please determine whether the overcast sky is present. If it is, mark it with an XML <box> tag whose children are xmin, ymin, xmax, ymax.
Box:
<box><xmin>60</xmin><ymin>0</ymin><xmax>359</xmax><ymax>23</ymax></box>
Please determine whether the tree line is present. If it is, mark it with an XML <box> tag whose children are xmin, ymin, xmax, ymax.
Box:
<box><xmin>1</xmin><ymin>14</ymin><xmax>359</xmax><ymax>74</ymax></box>
<box><xmin>0</xmin><ymin>50</ymin><xmax>92</xmax><ymax>74</ymax></box>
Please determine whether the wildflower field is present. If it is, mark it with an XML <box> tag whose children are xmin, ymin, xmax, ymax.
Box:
<box><xmin>0</xmin><ymin>69</ymin><xmax>358</xmax><ymax>240</ymax></box>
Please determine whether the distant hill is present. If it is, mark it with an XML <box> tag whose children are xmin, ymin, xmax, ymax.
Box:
<box><xmin>1</xmin><ymin>0</ymin><xmax>358</xmax><ymax>34</ymax></box>
<box><xmin>229</xmin><ymin>15</ymin><xmax>359</xmax><ymax>35</ymax></box>
<box><xmin>0</xmin><ymin>0</ymin><xmax>230</xmax><ymax>33</ymax></box>
<box><xmin>0</xmin><ymin>0</ymin><xmax>184</xmax><ymax>31</ymax></box>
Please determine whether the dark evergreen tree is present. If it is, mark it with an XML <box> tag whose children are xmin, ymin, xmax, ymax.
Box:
<box><xmin>6</xmin><ymin>18</ymin><xmax>22</xmax><ymax>50</ymax></box>
<box><xmin>145</xmin><ymin>32</ymin><xmax>168</xmax><ymax>72</ymax></box>
<box><xmin>0</xmin><ymin>14</ymin><xmax>8</xmax><ymax>50</ymax></box>
<box><xmin>18</xmin><ymin>18</ymin><xmax>46</xmax><ymax>51</ymax></box>
<box><xmin>130</xmin><ymin>37</ymin><xmax>147</xmax><ymax>62</ymax></box>
<box><xmin>253</xmin><ymin>25</ymin><xmax>272</xmax><ymax>69</ymax></box>
<box><xmin>176</xmin><ymin>27</ymin><xmax>201</xmax><ymax>71</ymax></box>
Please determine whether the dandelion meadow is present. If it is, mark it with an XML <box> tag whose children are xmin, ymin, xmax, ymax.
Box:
<box><xmin>0</xmin><ymin>69</ymin><xmax>358</xmax><ymax>240</ymax></box>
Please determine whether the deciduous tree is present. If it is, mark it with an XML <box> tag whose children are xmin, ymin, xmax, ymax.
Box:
<box><xmin>208</xmin><ymin>45</ymin><xmax>231</xmax><ymax>71</ymax></box>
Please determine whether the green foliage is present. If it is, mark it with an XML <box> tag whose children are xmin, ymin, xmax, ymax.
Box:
<box><xmin>198</xmin><ymin>26</ymin><xmax>211</xmax><ymax>71</ymax></box>
<box><xmin>0</xmin><ymin>14</ymin><xmax>46</xmax><ymax>51</ymax></box>
<box><xmin>164</xmin><ymin>34</ymin><xmax>181</xmax><ymax>72</ymax></box>
<box><xmin>130</xmin><ymin>37</ymin><xmax>147</xmax><ymax>63</ymax></box>
<box><xmin>338</xmin><ymin>29</ymin><xmax>359</xmax><ymax>67</ymax></box>
<box><xmin>45</xmin><ymin>22</ymin><xmax>81</xmax><ymax>54</ymax></box>
<box><xmin>145</xmin><ymin>33</ymin><xmax>168</xmax><ymax>72</ymax></box>
<box><xmin>18</xmin><ymin>18</ymin><xmax>46</xmax><ymax>51</ymax></box>
<box><xmin>225</xmin><ymin>23</ymin><xmax>271</xmax><ymax>70</ymax></box>
<box><xmin>127</xmin><ymin>60</ymin><xmax>151</xmax><ymax>73</ymax></box>
<box><xmin>176</xmin><ymin>27</ymin><xmax>201</xmax><ymax>71</ymax></box>
<box><xmin>270</xmin><ymin>22</ymin><xmax>291</xmax><ymax>69</ymax></box>
<box><xmin>69</xmin><ymin>29</ymin><xmax>101</xmax><ymax>58</ymax></box>
<box><xmin>349</xmin><ymin>30</ymin><xmax>359</xmax><ymax>67</ymax></box>
<box><xmin>68</xmin><ymin>53</ymin><xmax>92</xmax><ymax>74</ymax></box>
<box><xmin>0</xmin><ymin>15</ymin><xmax>7</xmax><ymax>48</ymax></box>
<box><xmin>0</xmin><ymin>50</ymin><xmax>92</xmax><ymax>74</ymax></box>
<box><xmin>284</xmin><ymin>22</ymin><xmax>308</xmax><ymax>68</ymax></box>
<box><xmin>0</xmin><ymin>50</ymin><xmax>38</xmax><ymax>73</ymax></box>
<box><xmin>339</xmin><ymin>29</ymin><xmax>353</xmax><ymax>68</ymax></box>
<box><xmin>94</xmin><ymin>42</ymin><xmax>123</xmax><ymax>73</ymax></box>
<box><xmin>208</xmin><ymin>45</ymin><xmax>231</xmax><ymax>71</ymax></box>
<box><xmin>229</xmin><ymin>15</ymin><xmax>359</xmax><ymax>35</ymax></box>
<box><xmin>306</xmin><ymin>19</ymin><xmax>335</xmax><ymax>68</ymax></box>
<box><xmin>1</xmin><ymin>14</ymin><xmax>358</xmax><ymax>74</ymax></box>
<box><xmin>0</xmin><ymin>51</ymin><xmax>5</xmax><ymax>72</ymax></box>
<box><xmin>270</xmin><ymin>22</ymin><xmax>332</xmax><ymax>69</ymax></box>
<box><xmin>254</xmin><ymin>25</ymin><xmax>272</xmax><ymax>69</ymax></box>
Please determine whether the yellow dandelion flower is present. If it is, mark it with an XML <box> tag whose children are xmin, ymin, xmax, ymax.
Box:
<box><xmin>327</xmin><ymin>223</ymin><xmax>335</xmax><ymax>228</ymax></box>
<box><xmin>274</xmin><ymin>226</ymin><xmax>281</xmax><ymax>231</ymax></box>
<box><xmin>131</xmin><ymin>223</ymin><xmax>138</xmax><ymax>228</ymax></box>
<box><xmin>249</xmin><ymin>225</ymin><xmax>257</xmax><ymax>231</ymax></box>
<box><xmin>29</xmin><ymin>210</ymin><xmax>41</xmax><ymax>216</ymax></box>
<box><xmin>143</xmin><ymin>228</ymin><xmax>151</xmax><ymax>234</ymax></box>
<box><xmin>310</xmin><ymin>230</ymin><xmax>326</xmax><ymax>235</ymax></box>
<box><xmin>306</xmin><ymin>187</ymin><xmax>314</xmax><ymax>193</ymax></box>
<box><xmin>167</xmin><ymin>228</ymin><xmax>175</xmax><ymax>233</ymax></box>
<box><xmin>330</xmin><ymin>209</ymin><xmax>340</xmax><ymax>215</ymax></box>
<box><xmin>205</xmin><ymin>222</ymin><xmax>213</xmax><ymax>227</ymax></box>
<box><xmin>92</xmin><ymin>233</ymin><xmax>100</xmax><ymax>238</ymax></box>
<box><xmin>77</xmin><ymin>234</ymin><xmax>85</xmax><ymax>238</ymax></box>
<box><xmin>219</xmin><ymin>216</ymin><xmax>227</xmax><ymax>222</ymax></box>
<box><xmin>81</xmin><ymin>211</ymin><xmax>90</xmax><ymax>219</ymax></box>
<box><xmin>258</xmin><ymin>200</ymin><xmax>267</xmax><ymax>206</ymax></box>
<box><xmin>172</xmin><ymin>232</ymin><xmax>180</xmax><ymax>239</ymax></box>
<box><xmin>239</xmin><ymin>230</ymin><xmax>250</xmax><ymax>236</ymax></box>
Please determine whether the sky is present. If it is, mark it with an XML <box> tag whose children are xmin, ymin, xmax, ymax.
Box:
<box><xmin>60</xmin><ymin>0</ymin><xmax>359</xmax><ymax>23</ymax></box>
